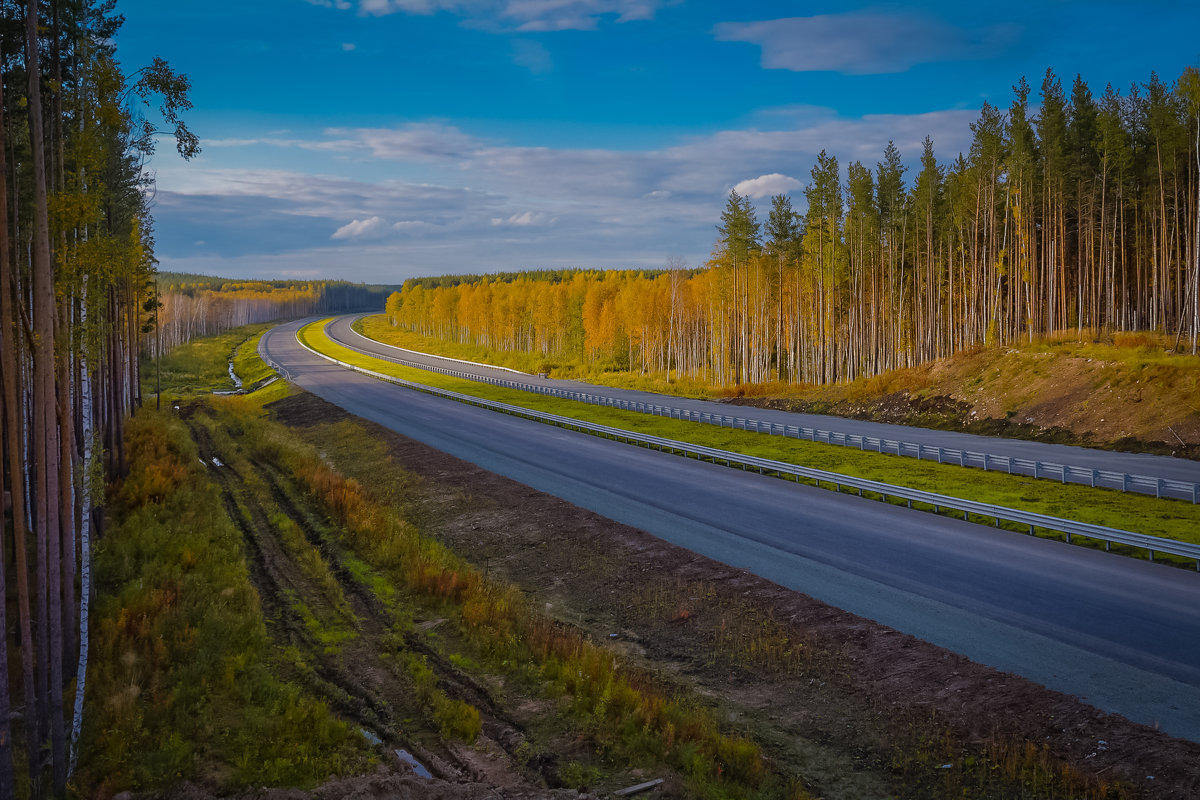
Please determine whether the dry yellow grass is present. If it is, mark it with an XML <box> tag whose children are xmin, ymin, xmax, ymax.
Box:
<box><xmin>729</xmin><ymin>335</ymin><xmax>1200</xmax><ymax>446</ymax></box>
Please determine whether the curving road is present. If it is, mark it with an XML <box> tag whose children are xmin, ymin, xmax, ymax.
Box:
<box><xmin>328</xmin><ymin>314</ymin><xmax>1200</xmax><ymax>488</ymax></box>
<box><xmin>263</xmin><ymin>319</ymin><xmax>1200</xmax><ymax>743</ymax></box>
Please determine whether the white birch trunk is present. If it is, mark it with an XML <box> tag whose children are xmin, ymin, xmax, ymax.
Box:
<box><xmin>69</xmin><ymin>278</ymin><xmax>93</xmax><ymax>776</ymax></box>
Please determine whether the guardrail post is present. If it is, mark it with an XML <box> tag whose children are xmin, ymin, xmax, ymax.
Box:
<box><xmin>1033</xmin><ymin>461</ymin><xmax>1040</xmax><ymax>479</ymax></box>
<box><xmin>1091</xmin><ymin>469</ymin><xmax>1097</xmax><ymax>488</ymax></box>
<box><xmin>1061</xmin><ymin>465</ymin><xmax>1067</xmax><ymax>484</ymax></box>
<box><xmin>1156</xmin><ymin>478</ymin><xmax>1163</xmax><ymax>499</ymax></box>
<box><xmin>1122</xmin><ymin>474</ymin><xmax>1130</xmax><ymax>492</ymax></box>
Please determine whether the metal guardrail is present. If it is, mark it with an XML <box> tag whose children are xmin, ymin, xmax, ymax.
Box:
<box><xmin>335</xmin><ymin>323</ymin><xmax>1200</xmax><ymax>504</ymax></box>
<box><xmin>258</xmin><ymin>335</ymin><xmax>293</xmax><ymax>382</ymax></box>
<box><xmin>296</xmin><ymin>331</ymin><xmax>1200</xmax><ymax>570</ymax></box>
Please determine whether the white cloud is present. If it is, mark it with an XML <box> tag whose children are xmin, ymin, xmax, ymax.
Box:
<box><xmin>358</xmin><ymin>0</ymin><xmax>460</xmax><ymax>16</ymax></box>
<box><xmin>342</xmin><ymin>42</ymin><xmax>357</xmax><ymax>51</ymax></box>
<box><xmin>714</xmin><ymin>12</ymin><xmax>1016</xmax><ymax>75</ymax></box>
<box><xmin>491</xmin><ymin>210</ymin><xmax>553</xmax><ymax>226</ymax></box>
<box><xmin>503</xmin><ymin>0</ymin><xmax>663</xmax><ymax>31</ymax></box>
<box><xmin>511</xmin><ymin>39</ymin><xmax>553</xmax><ymax>74</ymax></box>
<box><xmin>323</xmin><ymin>123</ymin><xmax>484</xmax><ymax>161</ymax></box>
<box><xmin>332</xmin><ymin>216</ymin><xmax>390</xmax><ymax>239</ymax></box>
<box><xmin>151</xmin><ymin>105</ymin><xmax>978</xmax><ymax>280</ymax></box>
<box><xmin>733</xmin><ymin>173</ymin><xmax>801</xmax><ymax>198</ymax></box>
<box><xmin>321</xmin><ymin>0</ymin><xmax>665</xmax><ymax>30</ymax></box>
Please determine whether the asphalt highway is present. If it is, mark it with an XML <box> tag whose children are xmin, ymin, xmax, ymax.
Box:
<box><xmin>327</xmin><ymin>314</ymin><xmax>1200</xmax><ymax>489</ymax></box>
<box><xmin>263</xmin><ymin>319</ymin><xmax>1200</xmax><ymax>743</ymax></box>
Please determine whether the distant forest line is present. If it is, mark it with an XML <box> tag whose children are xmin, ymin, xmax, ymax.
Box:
<box><xmin>386</xmin><ymin>67</ymin><xmax>1200</xmax><ymax>386</ymax></box>
<box><xmin>151</xmin><ymin>273</ymin><xmax>395</xmax><ymax>352</ymax></box>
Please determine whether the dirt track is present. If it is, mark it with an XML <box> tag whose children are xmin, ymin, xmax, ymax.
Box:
<box><xmin>270</xmin><ymin>390</ymin><xmax>1200</xmax><ymax>800</ymax></box>
<box><xmin>181</xmin><ymin>402</ymin><xmax>578</xmax><ymax>796</ymax></box>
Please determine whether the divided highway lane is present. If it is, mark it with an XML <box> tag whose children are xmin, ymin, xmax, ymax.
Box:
<box><xmin>263</xmin><ymin>320</ymin><xmax>1200</xmax><ymax>743</ymax></box>
<box><xmin>328</xmin><ymin>315</ymin><xmax>1200</xmax><ymax>488</ymax></box>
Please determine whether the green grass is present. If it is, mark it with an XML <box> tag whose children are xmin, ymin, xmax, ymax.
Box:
<box><xmin>75</xmin><ymin>409</ymin><xmax>371</xmax><ymax>795</ymax></box>
<box><xmin>233</xmin><ymin>329</ymin><xmax>276</xmax><ymax>387</ymax></box>
<box><xmin>304</xmin><ymin>319</ymin><xmax>1200</xmax><ymax>548</ymax></box>
<box><xmin>145</xmin><ymin>323</ymin><xmax>275</xmax><ymax>398</ymax></box>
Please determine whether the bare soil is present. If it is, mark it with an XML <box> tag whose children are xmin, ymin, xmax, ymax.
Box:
<box><xmin>269</xmin><ymin>391</ymin><xmax>1200</xmax><ymax>800</ymax></box>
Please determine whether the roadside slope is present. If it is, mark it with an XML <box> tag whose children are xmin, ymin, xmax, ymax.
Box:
<box><xmin>727</xmin><ymin>335</ymin><xmax>1200</xmax><ymax>458</ymax></box>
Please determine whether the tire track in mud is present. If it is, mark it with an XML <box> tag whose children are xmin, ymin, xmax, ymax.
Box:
<box><xmin>183</xmin><ymin>410</ymin><xmax>450</xmax><ymax>778</ymax></box>
<box><xmin>182</xmin><ymin>405</ymin><xmax>551</xmax><ymax>788</ymax></box>
<box><xmin>247</xmin><ymin>444</ymin><xmax>550</xmax><ymax>783</ymax></box>
<box><xmin>253</xmin><ymin>462</ymin><xmax>524</xmax><ymax>723</ymax></box>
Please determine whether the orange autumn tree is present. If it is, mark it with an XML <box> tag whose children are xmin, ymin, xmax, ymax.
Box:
<box><xmin>384</xmin><ymin>66</ymin><xmax>1200</xmax><ymax>388</ymax></box>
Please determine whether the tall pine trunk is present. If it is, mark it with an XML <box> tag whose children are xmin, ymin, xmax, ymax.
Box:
<box><xmin>26</xmin><ymin>0</ymin><xmax>67</xmax><ymax>790</ymax></box>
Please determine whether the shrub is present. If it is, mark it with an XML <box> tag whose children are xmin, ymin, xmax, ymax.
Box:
<box><xmin>1113</xmin><ymin>331</ymin><xmax>1158</xmax><ymax>349</ymax></box>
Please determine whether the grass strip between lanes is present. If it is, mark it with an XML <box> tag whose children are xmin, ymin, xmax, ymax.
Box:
<box><xmin>233</xmin><ymin>328</ymin><xmax>277</xmax><ymax>387</ymax></box>
<box><xmin>299</xmin><ymin>320</ymin><xmax>1200</xmax><ymax>554</ymax></box>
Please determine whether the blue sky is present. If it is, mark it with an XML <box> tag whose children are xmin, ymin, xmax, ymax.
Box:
<box><xmin>116</xmin><ymin>0</ymin><xmax>1200</xmax><ymax>283</ymax></box>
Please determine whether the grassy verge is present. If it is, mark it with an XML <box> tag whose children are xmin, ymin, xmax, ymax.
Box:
<box><xmin>144</xmin><ymin>322</ymin><xmax>276</xmax><ymax>399</ymax></box>
<box><xmin>305</xmin><ymin>320</ymin><xmax>1200</xmax><ymax>550</ymax></box>
<box><xmin>232</xmin><ymin>329</ymin><xmax>276</xmax><ymax>387</ymax></box>
<box><xmin>74</xmin><ymin>409</ymin><xmax>371</xmax><ymax>795</ymax></box>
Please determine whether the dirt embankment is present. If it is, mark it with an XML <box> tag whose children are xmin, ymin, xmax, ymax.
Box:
<box><xmin>271</xmin><ymin>391</ymin><xmax>1200</xmax><ymax>800</ymax></box>
<box><xmin>725</xmin><ymin>339</ymin><xmax>1200</xmax><ymax>459</ymax></box>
